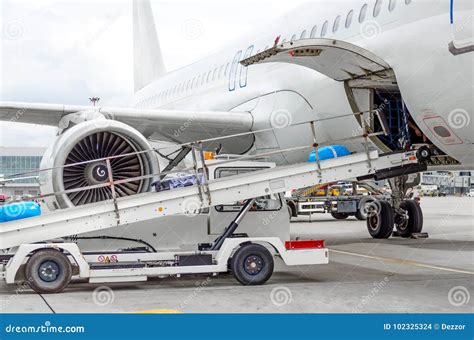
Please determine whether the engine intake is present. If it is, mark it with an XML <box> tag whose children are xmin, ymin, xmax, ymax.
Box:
<box><xmin>40</xmin><ymin>120</ymin><xmax>159</xmax><ymax>210</ymax></box>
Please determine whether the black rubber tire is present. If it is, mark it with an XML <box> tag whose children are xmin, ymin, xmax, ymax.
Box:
<box><xmin>286</xmin><ymin>200</ymin><xmax>297</xmax><ymax>218</ymax></box>
<box><xmin>287</xmin><ymin>205</ymin><xmax>293</xmax><ymax>220</ymax></box>
<box><xmin>396</xmin><ymin>200</ymin><xmax>423</xmax><ymax>237</ymax></box>
<box><xmin>230</xmin><ymin>243</ymin><xmax>274</xmax><ymax>285</ymax></box>
<box><xmin>416</xmin><ymin>146</ymin><xmax>431</xmax><ymax>162</ymax></box>
<box><xmin>355</xmin><ymin>210</ymin><xmax>366</xmax><ymax>220</ymax></box>
<box><xmin>25</xmin><ymin>249</ymin><xmax>72</xmax><ymax>294</ymax></box>
<box><xmin>330</xmin><ymin>211</ymin><xmax>349</xmax><ymax>220</ymax></box>
<box><xmin>366</xmin><ymin>200</ymin><xmax>394</xmax><ymax>239</ymax></box>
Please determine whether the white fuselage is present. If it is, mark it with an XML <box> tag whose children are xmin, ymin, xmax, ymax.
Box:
<box><xmin>134</xmin><ymin>0</ymin><xmax>473</xmax><ymax>167</ymax></box>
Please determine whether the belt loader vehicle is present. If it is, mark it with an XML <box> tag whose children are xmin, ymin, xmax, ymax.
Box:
<box><xmin>0</xmin><ymin>120</ymin><xmax>428</xmax><ymax>293</ymax></box>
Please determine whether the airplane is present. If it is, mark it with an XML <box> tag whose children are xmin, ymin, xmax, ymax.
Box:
<box><xmin>0</xmin><ymin>0</ymin><xmax>472</xmax><ymax>239</ymax></box>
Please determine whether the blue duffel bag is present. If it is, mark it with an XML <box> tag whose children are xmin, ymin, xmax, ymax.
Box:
<box><xmin>0</xmin><ymin>202</ymin><xmax>42</xmax><ymax>223</ymax></box>
<box><xmin>308</xmin><ymin>145</ymin><xmax>351</xmax><ymax>162</ymax></box>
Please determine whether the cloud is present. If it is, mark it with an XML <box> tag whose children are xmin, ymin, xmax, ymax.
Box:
<box><xmin>1</xmin><ymin>0</ymin><xmax>305</xmax><ymax>147</ymax></box>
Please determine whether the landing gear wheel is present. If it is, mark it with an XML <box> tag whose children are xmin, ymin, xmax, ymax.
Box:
<box><xmin>355</xmin><ymin>197</ymin><xmax>374</xmax><ymax>220</ymax></box>
<box><xmin>230</xmin><ymin>243</ymin><xmax>274</xmax><ymax>285</ymax></box>
<box><xmin>331</xmin><ymin>211</ymin><xmax>349</xmax><ymax>220</ymax></box>
<box><xmin>25</xmin><ymin>249</ymin><xmax>72</xmax><ymax>294</ymax></box>
<box><xmin>366</xmin><ymin>200</ymin><xmax>394</xmax><ymax>239</ymax></box>
<box><xmin>395</xmin><ymin>200</ymin><xmax>423</xmax><ymax>237</ymax></box>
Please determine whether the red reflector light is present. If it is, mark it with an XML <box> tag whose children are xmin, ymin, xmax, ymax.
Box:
<box><xmin>285</xmin><ymin>240</ymin><xmax>325</xmax><ymax>250</ymax></box>
<box><xmin>289</xmin><ymin>51</ymin><xmax>295</xmax><ymax>57</ymax></box>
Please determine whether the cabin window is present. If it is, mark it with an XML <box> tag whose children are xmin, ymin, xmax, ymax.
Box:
<box><xmin>374</xmin><ymin>0</ymin><xmax>382</xmax><ymax>17</ymax></box>
<box><xmin>333</xmin><ymin>15</ymin><xmax>341</xmax><ymax>32</ymax></box>
<box><xmin>321</xmin><ymin>20</ymin><xmax>328</xmax><ymax>37</ymax></box>
<box><xmin>239</xmin><ymin>45</ymin><xmax>253</xmax><ymax>88</ymax></box>
<box><xmin>228</xmin><ymin>50</ymin><xmax>242</xmax><ymax>91</ymax></box>
<box><xmin>212</xmin><ymin>68</ymin><xmax>218</xmax><ymax>81</ymax></box>
<box><xmin>359</xmin><ymin>4</ymin><xmax>368</xmax><ymax>23</ymax></box>
<box><xmin>345</xmin><ymin>10</ymin><xmax>354</xmax><ymax>28</ymax></box>
<box><xmin>389</xmin><ymin>0</ymin><xmax>397</xmax><ymax>11</ymax></box>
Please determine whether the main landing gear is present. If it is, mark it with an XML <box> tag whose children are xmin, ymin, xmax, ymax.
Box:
<box><xmin>366</xmin><ymin>199</ymin><xmax>424</xmax><ymax>239</ymax></box>
<box><xmin>366</xmin><ymin>171</ymin><xmax>425</xmax><ymax>239</ymax></box>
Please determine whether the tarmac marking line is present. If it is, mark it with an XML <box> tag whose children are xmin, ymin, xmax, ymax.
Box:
<box><xmin>329</xmin><ymin>249</ymin><xmax>474</xmax><ymax>275</ymax></box>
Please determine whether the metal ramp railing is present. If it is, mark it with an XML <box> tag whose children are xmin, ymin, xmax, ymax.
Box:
<box><xmin>0</xmin><ymin>110</ymin><xmax>424</xmax><ymax>250</ymax></box>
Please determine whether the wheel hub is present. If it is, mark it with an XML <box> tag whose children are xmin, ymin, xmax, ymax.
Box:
<box><xmin>395</xmin><ymin>210</ymin><xmax>409</xmax><ymax>230</ymax></box>
<box><xmin>244</xmin><ymin>255</ymin><xmax>264</xmax><ymax>275</ymax></box>
<box><xmin>38</xmin><ymin>261</ymin><xmax>60</xmax><ymax>282</ymax></box>
<box><xmin>368</xmin><ymin>215</ymin><xmax>380</xmax><ymax>231</ymax></box>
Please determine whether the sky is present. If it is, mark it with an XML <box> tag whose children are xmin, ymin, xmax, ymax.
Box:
<box><xmin>0</xmin><ymin>0</ymin><xmax>308</xmax><ymax>148</ymax></box>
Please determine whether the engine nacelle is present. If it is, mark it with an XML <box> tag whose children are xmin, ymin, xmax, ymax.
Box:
<box><xmin>40</xmin><ymin>120</ymin><xmax>159</xmax><ymax>210</ymax></box>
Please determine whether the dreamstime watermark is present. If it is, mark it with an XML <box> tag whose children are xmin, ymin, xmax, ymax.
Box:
<box><xmin>3</xmin><ymin>20</ymin><xmax>25</xmax><ymax>40</ymax></box>
<box><xmin>270</xmin><ymin>286</ymin><xmax>292</xmax><ymax>307</ymax></box>
<box><xmin>181</xmin><ymin>197</ymin><xmax>203</xmax><ymax>217</ymax></box>
<box><xmin>4</xmin><ymin>320</ymin><xmax>85</xmax><ymax>334</ymax></box>
<box><xmin>92</xmin><ymin>286</ymin><xmax>115</xmax><ymax>307</ymax></box>
<box><xmin>363</xmin><ymin>199</ymin><xmax>381</xmax><ymax>218</ymax></box>
<box><xmin>9</xmin><ymin>108</ymin><xmax>27</xmax><ymax>123</ymax></box>
<box><xmin>179</xmin><ymin>277</ymin><xmax>211</xmax><ymax>309</ymax></box>
<box><xmin>270</xmin><ymin>109</ymin><xmax>292</xmax><ymax>129</ymax></box>
<box><xmin>181</xmin><ymin>19</ymin><xmax>205</xmax><ymax>40</ymax></box>
<box><xmin>448</xmin><ymin>286</ymin><xmax>470</xmax><ymax>307</ymax></box>
<box><xmin>92</xmin><ymin>110</ymin><xmax>117</xmax><ymax>129</ymax></box>
<box><xmin>262</xmin><ymin>210</ymin><xmax>278</xmax><ymax>226</ymax></box>
<box><xmin>352</xmin><ymin>276</ymin><xmax>389</xmax><ymax>312</ymax></box>
<box><xmin>173</xmin><ymin>114</ymin><xmax>198</xmax><ymax>138</ymax></box>
<box><xmin>0</xmin><ymin>279</ymin><xmax>32</xmax><ymax>312</ymax></box>
<box><xmin>360</xmin><ymin>20</ymin><xmax>381</xmax><ymax>40</ymax></box>
<box><xmin>448</xmin><ymin>109</ymin><xmax>470</xmax><ymax>129</ymax></box>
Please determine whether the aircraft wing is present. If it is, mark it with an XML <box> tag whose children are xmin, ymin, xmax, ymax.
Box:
<box><xmin>0</xmin><ymin>102</ymin><xmax>254</xmax><ymax>152</ymax></box>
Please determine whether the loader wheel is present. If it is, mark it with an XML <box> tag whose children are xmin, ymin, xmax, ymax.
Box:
<box><xmin>416</xmin><ymin>146</ymin><xmax>431</xmax><ymax>162</ymax></box>
<box><xmin>25</xmin><ymin>249</ymin><xmax>72</xmax><ymax>294</ymax></box>
<box><xmin>366</xmin><ymin>200</ymin><xmax>394</xmax><ymax>239</ymax></box>
<box><xmin>231</xmin><ymin>243</ymin><xmax>274</xmax><ymax>285</ymax></box>
<box><xmin>395</xmin><ymin>200</ymin><xmax>423</xmax><ymax>237</ymax></box>
<box><xmin>330</xmin><ymin>211</ymin><xmax>349</xmax><ymax>220</ymax></box>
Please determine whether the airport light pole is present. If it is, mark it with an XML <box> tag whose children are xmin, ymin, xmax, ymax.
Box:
<box><xmin>89</xmin><ymin>97</ymin><xmax>100</xmax><ymax>107</ymax></box>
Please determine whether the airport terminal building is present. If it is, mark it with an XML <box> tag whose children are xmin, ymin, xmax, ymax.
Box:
<box><xmin>0</xmin><ymin>147</ymin><xmax>46</xmax><ymax>198</ymax></box>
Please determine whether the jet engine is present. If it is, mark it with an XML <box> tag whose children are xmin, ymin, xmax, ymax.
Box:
<box><xmin>39</xmin><ymin>119</ymin><xmax>159</xmax><ymax>210</ymax></box>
